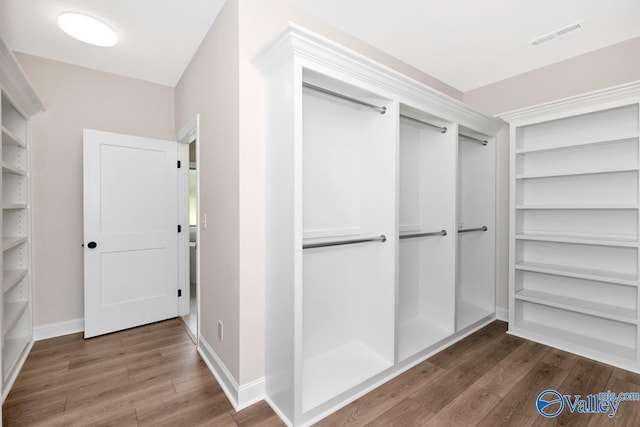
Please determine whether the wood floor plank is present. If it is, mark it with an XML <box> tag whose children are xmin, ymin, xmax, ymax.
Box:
<box><xmin>473</xmin><ymin>339</ymin><xmax>549</xmax><ymax>398</ymax></box>
<box><xmin>30</xmin><ymin>407</ymin><xmax>139</xmax><ymax>427</ymax></box>
<box><xmin>231</xmin><ymin>401</ymin><xmax>285</xmax><ymax>427</ymax></box>
<box><xmin>425</xmin><ymin>383</ymin><xmax>502</xmax><ymax>426</ymax></box>
<box><xmin>477</xmin><ymin>361</ymin><xmax>570</xmax><ymax>427</ymax></box>
<box><xmin>363</xmin><ymin>398</ymin><xmax>433</xmax><ymax>427</ymax></box>
<box><xmin>316</xmin><ymin>360</ymin><xmax>445</xmax><ymax>426</ymax></box>
<box><xmin>611</xmin><ymin>366</ymin><xmax>640</xmax><ymax>388</ymax></box>
<box><xmin>428</xmin><ymin>321</ymin><xmax>508</xmax><ymax>369</ymax></box>
<box><xmin>411</xmin><ymin>334</ymin><xmax>523</xmax><ymax>412</ymax></box>
<box><xmin>540</xmin><ymin>347</ymin><xmax>580</xmax><ymax>371</ymax></box>
<box><xmin>532</xmin><ymin>358</ymin><xmax>613</xmax><ymax>427</ymax></box>
<box><xmin>136</xmin><ymin>381</ymin><xmax>233</xmax><ymax>426</ymax></box>
<box><xmin>587</xmin><ymin>374</ymin><xmax>640</xmax><ymax>426</ymax></box>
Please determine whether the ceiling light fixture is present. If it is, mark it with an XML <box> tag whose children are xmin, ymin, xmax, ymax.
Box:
<box><xmin>57</xmin><ymin>12</ymin><xmax>117</xmax><ymax>47</ymax></box>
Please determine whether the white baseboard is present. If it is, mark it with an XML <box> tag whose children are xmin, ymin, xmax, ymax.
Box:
<box><xmin>34</xmin><ymin>318</ymin><xmax>84</xmax><ymax>341</ymax></box>
<box><xmin>496</xmin><ymin>306</ymin><xmax>508</xmax><ymax>322</ymax></box>
<box><xmin>197</xmin><ymin>336</ymin><xmax>264</xmax><ymax>411</ymax></box>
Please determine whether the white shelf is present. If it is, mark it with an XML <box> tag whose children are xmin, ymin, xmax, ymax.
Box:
<box><xmin>3</xmin><ymin>269</ymin><xmax>27</xmax><ymax>294</ymax></box>
<box><xmin>397</xmin><ymin>318</ymin><xmax>451</xmax><ymax>362</ymax></box>
<box><xmin>3</xmin><ymin>301</ymin><xmax>28</xmax><ymax>335</ymax></box>
<box><xmin>516</xmin><ymin>203</ymin><xmax>639</xmax><ymax>210</ymax></box>
<box><xmin>516</xmin><ymin>166</ymin><xmax>638</xmax><ymax>180</ymax></box>
<box><xmin>515</xmin><ymin>132</ymin><xmax>640</xmax><ymax>155</ymax></box>
<box><xmin>302</xmin><ymin>341</ymin><xmax>392</xmax><ymax>412</ymax></box>
<box><xmin>3</xmin><ymin>335</ymin><xmax>30</xmax><ymax>380</ymax></box>
<box><xmin>2</xmin><ymin>203</ymin><xmax>26</xmax><ymax>210</ymax></box>
<box><xmin>1</xmin><ymin>126</ymin><xmax>26</xmax><ymax>148</ymax></box>
<box><xmin>515</xmin><ymin>289</ymin><xmax>637</xmax><ymax>324</ymax></box>
<box><xmin>515</xmin><ymin>261</ymin><xmax>638</xmax><ymax>286</ymax></box>
<box><xmin>515</xmin><ymin>319</ymin><xmax>637</xmax><ymax>361</ymax></box>
<box><xmin>2</xmin><ymin>236</ymin><xmax>27</xmax><ymax>251</ymax></box>
<box><xmin>1</xmin><ymin>162</ymin><xmax>26</xmax><ymax>176</ymax></box>
<box><xmin>457</xmin><ymin>300</ymin><xmax>493</xmax><ymax>331</ymax></box>
<box><xmin>515</xmin><ymin>232</ymin><xmax>638</xmax><ymax>247</ymax></box>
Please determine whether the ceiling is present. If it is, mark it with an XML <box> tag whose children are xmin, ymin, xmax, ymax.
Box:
<box><xmin>1</xmin><ymin>0</ymin><xmax>639</xmax><ymax>91</ymax></box>
<box><xmin>0</xmin><ymin>0</ymin><xmax>226</xmax><ymax>87</ymax></box>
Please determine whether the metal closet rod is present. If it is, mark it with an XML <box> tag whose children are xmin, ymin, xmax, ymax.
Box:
<box><xmin>302</xmin><ymin>82</ymin><xmax>387</xmax><ymax>115</ymax></box>
<box><xmin>400</xmin><ymin>114</ymin><xmax>447</xmax><ymax>133</ymax></box>
<box><xmin>458</xmin><ymin>226</ymin><xmax>488</xmax><ymax>233</ymax></box>
<box><xmin>459</xmin><ymin>133</ymin><xmax>488</xmax><ymax>146</ymax></box>
<box><xmin>400</xmin><ymin>230</ymin><xmax>447</xmax><ymax>239</ymax></box>
<box><xmin>303</xmin><ymin>234</ymin><xmax>387</xmax><ymax>249</ymax></box>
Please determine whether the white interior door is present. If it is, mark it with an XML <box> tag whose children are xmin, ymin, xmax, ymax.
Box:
<box><xmin>83</xmin><ymin>129</ymin><xmax>179</xmax><ymax>338</ymax></box>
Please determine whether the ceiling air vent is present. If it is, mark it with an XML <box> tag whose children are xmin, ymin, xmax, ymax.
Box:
<box><xmin>530</xmin><ymin>21</ymin><xmax>583</xmax><ymax>47</ymax></box>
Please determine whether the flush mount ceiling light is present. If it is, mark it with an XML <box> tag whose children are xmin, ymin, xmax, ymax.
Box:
<box><xmin>57</xmin><ymin>12</ymin><xmax>117</xmax><ymax>47</ymax></box>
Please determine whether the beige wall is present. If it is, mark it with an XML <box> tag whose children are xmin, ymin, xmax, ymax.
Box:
<box><xmin>464</xmin><ymin>36</ymin><xmax>640</xmax><ymax>313</ymax></box>
<box><xmin>175</xmin><ymin>0</ymin><xmax>241</xmax><ymax>379</ymax></box>
<box><xmin>16</xmin><ymin>53</ymin><xmax>175</xmax><ymax>326</ymax></box>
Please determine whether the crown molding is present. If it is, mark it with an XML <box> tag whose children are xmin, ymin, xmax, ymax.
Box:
<box><xmin>253</xmin><ymin>23</ymin><xmax>503</xmax><ymax>136</ymax></box>
<box><xmin>0</xmin><ymin>37</ymin><xmax>44</xmax><ymax>117</ymax></box>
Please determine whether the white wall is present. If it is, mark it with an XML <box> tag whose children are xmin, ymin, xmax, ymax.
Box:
<box><xmin>464</xmin><ymin>36</ymin><xmax>640</xmax><ymax>313</ymax></box>
<box><xmin>15</xmin><ymin>53</ymin><xmax>175</xmax><ymax>327</ymax></box>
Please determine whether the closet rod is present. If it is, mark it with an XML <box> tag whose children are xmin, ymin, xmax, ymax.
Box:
<box><xmin>400</xmin><ymin>114</ymin><xmax>447</xmax><ymax>133</ymax></box>
<box><xmin>302</xmin><ymin>82</ymin><xmax>387</xmax><ymax>114</ymax></box>
<box><xmin>303</xmin><ymin>234</ymin><xmax>387</xmax><ymax>249</ymax></box>
<box><xmin>459</xmin><ymin>133</ymin><xmax>488</xmax><ymax>146</ymax></box>
<box><xmin>399</xmin><ymin>230</ymin><xmax>447</xmax><ymax>239</ymax></box>
<box><xmin>458</xmin><ymin>226</ymin><xmax>488</xmax><ymax>234</ymax></box>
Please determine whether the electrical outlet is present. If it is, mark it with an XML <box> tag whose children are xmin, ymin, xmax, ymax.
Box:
<box><xmin>218</xmin><ymin>320</ymin><xmax>223</xmax><ymax>341</ymax></box>
<box><xmin>201</xmin><ymin>213</ymin><xmax>207</xmax><ymax>230</ymax></box>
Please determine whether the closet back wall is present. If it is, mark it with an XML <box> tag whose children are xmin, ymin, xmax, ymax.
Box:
<box><xmin>14</xmin><ymin>53</ymin><xmax>175</xmax><ymax>330</ymax></box>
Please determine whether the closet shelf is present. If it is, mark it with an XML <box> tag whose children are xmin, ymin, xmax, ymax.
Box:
<box><xmin>515</xmin><ymin>261</ymin><xmax>638</xmax><ymax>286</ymax></box>
<box><xmin>516</xmin><ymin>166</ymin><xmax>638</xmax><ymax>180</ymax></box>
<box><xmin>514</xmin><ymin>319</ymin><xmax>637</xmax><ymax>361</ymax></box>
<box><xmin>2</xmin><ymin>237</ymin><xmax>27</xmax><ymax>252</ymax></box>
<box><xmin>397</xmin><ymin>318</ymin><xmax>451</xmax><ymax>362</ymax></box>
<box><xmin>3</xmin><ymin>301</ymin><xmax>28</xmax><ymax>335</ymax></box>
<box><xmin>515</xmin><ymin>289</ymin><xmax>637</xmax><ymax>324</ymax></box>
<box><xmin>516</xmin><ymin>203</ymin><xmax>638</xmax><ymax>210</ymax></box>
<box><xmin>1</xmin><ymin>126</ymin><xmax>26</xmax><ymax>148</ymax></box>
<box><xmin>1</xmin><ymin>162</ymin><xmax>26</xmax><ymax>176</ymax></box>
<box><xmin>457</xmin><ymin>300</ymin><xmax>494</xmax><ymax>331</ymax></box>
<box><xmin>515</xmin><ymin>132</ymin><xmax>640</xmax><ymax>154</ymax></box>
<box><xmin>515</xmin><ymin>232</ymin><xmax>638</xmax><ymax>247</ymax></box>
<box><xmin>2</xmin><ymin>203</ymin><xmax>26</xmax><ymax>210</ymax></box>
<box><xmin>302</xmin><ymin>341</ymin><xmax>392</xmax><ymax>413</ymax></box>
<box><xmin>3</xmin><ymin>270</ymin><xmax>27</xmax><ymax>294</ymax></box>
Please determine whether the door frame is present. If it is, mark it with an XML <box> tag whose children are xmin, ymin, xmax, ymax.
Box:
<box><xmin>176</xmin><ymin>115</ymin><xmax>200</xmax><ymax>342</ymax></box>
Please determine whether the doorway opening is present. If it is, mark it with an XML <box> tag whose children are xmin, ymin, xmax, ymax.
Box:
<box><xmin>184</xmin><ymin>140</ymin><xmax>198</xmax><ymax>338</ymax></box>
<box><xmin>177</xmin><ymin>115</ymin><xmax>200</xmax><ymax>343</ymax></box>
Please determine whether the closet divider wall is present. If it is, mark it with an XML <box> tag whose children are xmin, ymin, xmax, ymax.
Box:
<box><xmin>499</xmin><ymin>82</ymin><xmax>640</xmax><ymax>374</ymax></box>
<box><xmin>254</xmin><ymin>24</ymin><xmax>502</xmax><ymax>426</ymax></box>
<box><xmin>0</xmin><ymin>36</ymin><xmax>43</xmax><ymax>401</ymax></box>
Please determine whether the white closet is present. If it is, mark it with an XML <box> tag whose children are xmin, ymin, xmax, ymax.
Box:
<box><xmin>254</xmin><ymin>24</ymin><xmax>501</xmax><ymax>426</ymax></box>
<box><xmin>0</xmin><ymin>37</ymin><xmax>43</xmax><ymax>401</ymax></box>
<box><xmin>500</xmin><ymin>82</ymin><xmax>640</xmax><ymax>374</ymax></box>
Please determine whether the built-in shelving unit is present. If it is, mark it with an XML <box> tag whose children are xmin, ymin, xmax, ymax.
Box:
<box><xmin>0</xmin><ymin>35</ymin><xmax>43</xmax><ymax>401</ymax></box>
<box><xmin>1</xmin><ymin>91</ymin><xmax>32</xmax><ymax>392</ymax></box>
<box><xmin>255</xmin><ymin>24</ymin><xmax>502</xmax><ymax>426</ymax></box>
<box><xmin>501</xmin><ymin>83</ymin><xmax>640</xmax><ymax>373</ymax></box>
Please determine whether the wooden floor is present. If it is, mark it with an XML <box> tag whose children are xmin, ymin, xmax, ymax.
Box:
<box><xmin>4</xmin><ymin>320</ymin><xmax>640</xmax><ymax>426</ymax></box>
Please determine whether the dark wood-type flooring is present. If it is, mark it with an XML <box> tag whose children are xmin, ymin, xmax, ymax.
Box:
<box><xmin>3</xmin><ymin>319</ymin><xmax>640</xmax><ymax>426</ymax></box>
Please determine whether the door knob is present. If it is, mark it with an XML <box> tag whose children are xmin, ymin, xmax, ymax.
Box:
<box><xmin>87</xmin><ymin>242</ymin><xmax>97</xmax><ymax>249</ymax></box>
